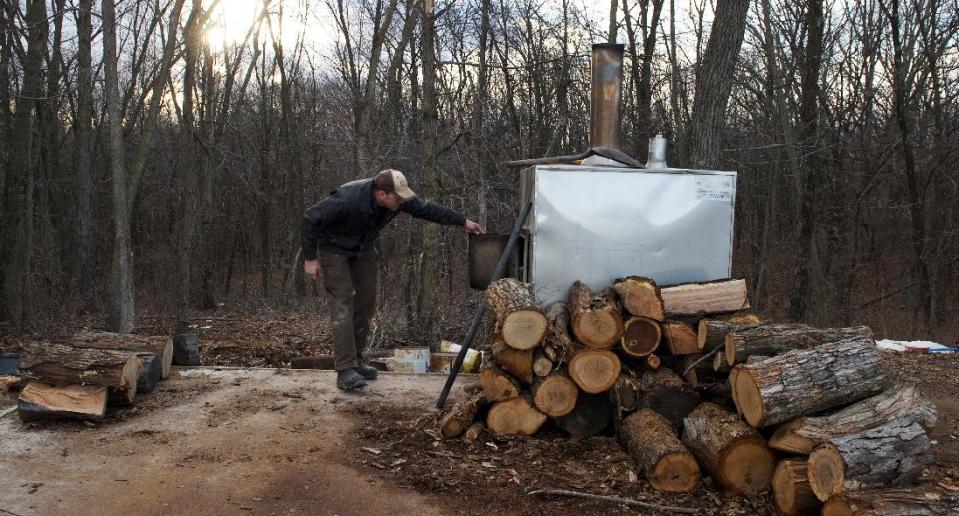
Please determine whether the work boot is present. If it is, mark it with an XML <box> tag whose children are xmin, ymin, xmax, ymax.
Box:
<box><xmin>336</xmin><ymin>368</ymin><xmax>367</xmax><ymax>391</ymax></box>
<box><xmin>355</xmin><ymin>362</ymin><xmax>379</xmax><ymax>380</ymax></box>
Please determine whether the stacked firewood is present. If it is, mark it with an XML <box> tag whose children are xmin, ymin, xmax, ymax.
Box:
<box><xmin>440</xmin><ymin>277</ymin><xmax>951</xmax><ymax>514</ymax></box>
<box><xmin>14</xmin><ymin>331</ymin><xmax>173</xmax><ymax>422</ymax></box>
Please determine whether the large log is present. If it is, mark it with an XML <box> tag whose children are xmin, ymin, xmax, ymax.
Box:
<box><xmin>681</xmin><ymin>402</ymin><xmax>775</xmax><ymax>496</ymax></box>
<box><xmin>531</xmin><ymin>371</ymin><xmax>578</xmax><ymax>417</ymax></box>
<box><xmin>772</xmin><ymin>459</ymin><xmax>822</xmax><ymax>516</ymax></box>
<box><xmin>807</xmin><ymin>419</ymin><xmax>932</xmax><ymax>501</ymax></box>
<box><xmin>567</xmin><ymin>281</ymin><xmax>624</xmax><ymax>349</ymax></box>
<box><xmin>732</xmin><ymin>337</ymin><xmax>885</xmax><ymax>427</ymax></box>
<box><xmin>486</xmin><ymin>396</ymin><xmax>547</xmax><ymax>436</ymax></box>
<box><xmin>611</xmin><ymin>276</ymin><xmax>665</xmax><ymax>320</ymax></box>
<box><xmin>478</xmin><ymin>361</ymin><xmax>521</xmax><ymax>402</ymax></box>
<box><xmin>620</xmin><ymin>317</ymin><xmax>661</xmax><ymax>357</ymax></box>
<box><xmin>769</xmin><ymin>384</ymin><xmax>937</xmax><ymax>454</ymax></box>
<box><xmin>663</xmin><ymin>321</ymin><xmax>699</xmax><ymax>355</ymax></box>
<box><xmin>620</xmin><ymin>409</ymin><xmax>700</xmax><ymax>493</ymax></box>
<box><xmin>698</xmin><ymin>319</ymin><xmax>758</xmax><ymax>352</ymax></box>
<box><xmin>440</xmin><ymin>392</ymin><xmax>487</xmax><ymax>438</ymax></box>
<box><xmin>725</xmin><ymin>324</ymin><xmax>873</xmax><ymax>366</ymax></box>
<box><xmin>555</xmin><ymin>393</ymin><xmax>613</xmax><ymax>437</ymax></box>
<box><xmin>484</xmin><ymin>278</ymin><xmax>547</xmax><ymax>350</ymax></box>
<box><xmin>18</xmin><ymin>341</ymin><xmax>141</xmax><ymax>403</ymax></box>
<box><xmin>638</xmin><ymin>368</ymin><xmax>701</xmax><ymax>430</ymax></box>
<box><xmin>660</xmin><ymin>279</ymin><xmax>750</xmax><ymax>317</ymax></box>
<box><xmin>821</xmin><ymin>485</ymin><xmax>959</xmax><ymax>516</ymax></box>
<box><xmin>491</xmin><ymin>338</ymin><xmax>533</xmax><ymax>384</ymax></box>
<box><xmin>67</xmin><ymin>330</ymin><xmax>173</xmax><ymax>379</ymax></box>
<box><xmin>567</xmin><ymin>349</ymin><xmax>620</xmax><ymax>394</ymax></box>
<box><xmin>17</xmin><ymin>381</ymin><xmax>108</xmax><ymax>422</ymax></box>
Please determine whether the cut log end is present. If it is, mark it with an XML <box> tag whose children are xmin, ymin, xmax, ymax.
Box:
<box><xmin>808</xmin><ymin>445</ymin><xmax>845</xmax><ymax>502</ymax></box>
<box><xmin>718</xmin><ymin>437</ymin><xmax>776</xmax><ymax>496</ymax></box>
<box><xmin>769</xmin><ymin>419</ymin><xmax>816</xmax><ymax>454</ymax></box>
<box><xmin>479</xmin><ymin>368</ymin><xmax>520</xmax><ymax>402</ymax></box>
<box><xmin>502</xmin><ymin>310</ymin><xmax>548</xmax><ymax>350</ymax></box>
<box><xmin>532</xmin><ymin>375</ymin><xmax>578</xmax><ymax>417</ymax></box>
<box><xmin>621</xmin><ymin>317</ymin><xmax>661</xmax><ymax>357</ymax></box>
<box><xmin>733</xmin><ymin>368</ymin><xmax>765</xmax><ymax>427</ymax></box>
<box><xmin>18</xmin><ymin>381</ymin><xmax>108</xmax><ymax>422</ymax></box>
<box><xmin>486</xmin><ymin>397</ymin><xmax>547</xmax><ymax>436</ymax></box>
<box><xmin>568</xmin><ymin>350</ymin><xmax>621</xmax><ymax>394</ymax></box>
<box><xmin>820</xmin><ymin>498</ymin><xmax>854</xmax><ymax>516</ymax></box>
<box><xmin>646</xmin><ymin>354</ymin><xmax>661</xmax><ymax>370</ymax></box>
<box><xmin>651</xmin><ymin>452</ymin><xmax>701</xmax><ymax>493</ymax></box>
<box><xmin>573</xmin><ymin>311</ymin><xmax>623</xmax><ymax>349</ymax></box>
<box><xmin>772</xmin><ymin>459</ymin><xmax>822</xmax><ymax>516</ymax></box>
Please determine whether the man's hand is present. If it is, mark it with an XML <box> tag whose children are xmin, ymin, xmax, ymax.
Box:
<box><xmin>464</xmin><ymin>219</ymin><xmax>483</xmax><ymax>235</ymax></box>
<box><xmin>304</xmin><ymin>259</ymin><xmax>320</xmax><ymax>280</ymax></box>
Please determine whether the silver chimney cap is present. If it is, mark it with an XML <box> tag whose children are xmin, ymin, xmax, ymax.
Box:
<box><xmin>645</xmin><ymin>134</ymin><xmax>668</xmax><ymax>168</ymax></box>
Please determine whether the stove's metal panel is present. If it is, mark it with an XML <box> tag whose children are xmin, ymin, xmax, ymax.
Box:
<box><xmin>523</xmin><ymin>165</ymin><xmax>736</xmax><ymax>305</ymax></box>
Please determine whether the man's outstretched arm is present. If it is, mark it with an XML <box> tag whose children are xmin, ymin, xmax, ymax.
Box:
<box><xmin>401</xmin><ymin>196</ymin><xmax>482</xmax><ymax>234</ymax></box>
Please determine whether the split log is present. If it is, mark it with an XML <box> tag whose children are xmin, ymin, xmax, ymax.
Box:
<box><xmin>769</xmin><ymin>384</ymin><xmax>937</xmax><ymax>454</ymax></box>
<box><xmin>772</xmin><ymin>459</ymin><xmax>822</xmax><ymax>516</ymax></box>
<box><xmin>663</xmin><ymin>321</ymin><xmax>699</xmax><ymax>355</ymax></box>
<box><xmin>732</xmin><ymin>337</ymin><xmax>884</xmax><ymax>427</ymax></box>
<box><xmin>698</xmin><ymin>319</ymin><xmax>758</xmax><ymax>352</ymax></box>
<box><xmin>709</xmin><ymin>310</ymin><xmax>761</xmax><ymax>325</ymax></box>
<box><xmin>567</xmin><ymin>349</ymin><xmax>620</xmax><ymax>394</ymax></box>
<box><xmin>567</xmin><ymin>281</ymin><xmax>624</xmax><ymax>349</ymax></box>
<box><xmin>807</xmin><ymin>419</ymin><xmax>932</xmax><ymax>501</ymax></box>
<box><xmin>621</xmin><ymin>409</ymin><xmax>700</xmax><ymax>493</ymax></box>
<box><xmin>638</xmin><ymin>368</ymin><xmax>701</xmax><ymax>430</ymax></box>
<box><xmin>555</xmin><ymin>393</ymin><xmax>613</xmax><ymax>437</ymax></box>
<box><xmin>484</xmin><ymin>278</ymin><xmax>547</xmax><ymax>350</ymax></box>
<box><xmin>18</xmin><ymin>381</ymin><xmax>108</xmax><ymax>422</ymax></box>
<box><xmin>682</xmin><ymin>402</ymin><xmax>775</xmax><ymax>496</ymax></box>
<box><xmin>440</xmin><ymin>392</ymin><xmax>487</xmax><ymax>438</ymax></box>
<box><xmin>821</xmin><ymin>485</ymin><xmax>959</xmax><ymax>516</ymax></box>
<box><xmin>531</xmin><ymin>372</ymin><xmax>578</xmax><ymax>417</ymax></box>
<box><xmin>621</xmin><ymin>317</ymin><xmax>661</xmax><ymax>357</ymax></box>
<box><xmin>492</xmin><ymin>339</ymin><xmax>533</xmax><ymax>384</ymax></box>
<box><xmin>645</xmin><ymin>354</ymin><xmax>661</xmax><ymax>370</ymax></box>
<box><xmin>129</xmin><ymin>352</ymin><xmax>162</xmax><ymax>393</ymax></box>
<box><xmin>463</xmin><ymin>422</ymin><xmax>485</xmax><ymax>442</ymax></box>
<box><xmin>543</xmin><ymin>302</ymin><xmax>576</xmax><ymax>364</ymax></box>
<box><xmin>486</xmin><ymin>396</ymin><xmax>547</xmax><ymax>436</ymax></box>
<box><xmin>18</xmin><ymin>341</ymin><xmax>141</xmax><ymax>403</ymax></box>
<box><xmin>725</xmin><ymin>324</ymin><xmax>873</xmax><ymax>366</ymax></box>
<box><xmin>532</xmin><ymin>350</ymin><xmax>553</xmax><ymax>377</ymax></box>
<box><xmin>611</xmin><ymin>276</ymin><xmax>665</xmax><ymax>320</ymax></box>
<box><xmin>660</xmin><ymin>279</ymin><xmax>750</xmax><ymax>317</ymax></box>
<box><xmin>478</xmin><ymin>361</ymin><xmax>521</xmax><ymax>402</ymax></box>
<box><xmin>67</xmin><ymin>330</ymin><xmax>173</xmax><ymax>379</ymax></box>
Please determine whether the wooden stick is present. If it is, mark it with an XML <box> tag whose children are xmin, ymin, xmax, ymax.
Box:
<box><xmin>527</xmin><ymin>489</ymin><xmax>700</xmax><ymax>514</ymax></box>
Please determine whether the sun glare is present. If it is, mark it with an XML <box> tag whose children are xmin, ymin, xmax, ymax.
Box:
<box><xmin>204</xmin><ymin>0</ymin><xmax>329</xmax><ymax>52</ymax></box>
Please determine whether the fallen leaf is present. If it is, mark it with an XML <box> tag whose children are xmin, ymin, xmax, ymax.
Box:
<box><xmin>361</xmin><ymin>447</ymin><xmax>382</xmax><ymax>455</ymax></box>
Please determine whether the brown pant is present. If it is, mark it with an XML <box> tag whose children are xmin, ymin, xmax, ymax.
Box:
<box><xmin>319</xmin><ymin>253</ymin><xmax>378</xmax><ymax>371</ymax></box>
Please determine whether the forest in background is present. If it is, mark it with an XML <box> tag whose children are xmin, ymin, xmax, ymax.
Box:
<box><xmin>0</xmin><ymin>0</ymin><xmax>956</xmax><ymax>344</ymax></box>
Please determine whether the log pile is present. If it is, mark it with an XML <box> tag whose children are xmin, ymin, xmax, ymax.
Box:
<box><xmin>439</xmin><ymin>276</ymin><xmax>942</xmax><ymax>510</ymax></box>
<box><xmin>13</xmin><ymin>331</ymin><xmax>174</xmax><ymax>422</ymax></box>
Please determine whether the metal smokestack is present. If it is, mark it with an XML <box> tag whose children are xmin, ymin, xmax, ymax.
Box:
<box><xmin>646</xmin><ymin>134</ymin><xmax>668</xmax><ymax>168</ymax></box>
<box><xmin>590</xmin><ymin>43</ymin><xmax>625</xmax><ymax>150</ymax></box>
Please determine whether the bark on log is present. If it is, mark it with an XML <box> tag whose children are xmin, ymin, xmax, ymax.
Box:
<box><xmin>492</xmin><ymin>338</ymin><xmax>533</xmax><ymax>384</ymax></box>
<box><xmin>18</xmin><ymin>341</ymin><xmax>141</xmax><ymax>403</ymax></box>
<box><xmin>638</xmin><ymin>368</ymin><xmax>701</xmax><ymax>430</ymax></box>
<box><xmin>698</xmin><ymin>319</ymin><xmax>758</xmax><ymax>352</ymax></box>
<box><xmin>463</xmin><ymin>422</ymin><xmax>485</xmax><ymax>442</ymax></box>
<box><xmin>484</xmin><ymin>278</ymin><xmax>547</xmax><ymax>350</ymax></box>
<box><xmin>769</xmin><ymin>384</ymin><xmax>937</xmax><ymax>454</ymax></box>
<box><xmin>732</xmin><ymin>337</ymin><xmax>885</xmax><ymax>427</ymax></box>
<box><xmin>567</xmin><ymin>349</ymin><xmax>620</xmax><ymax>394</ymax></box>
<box><xmin>621</xmin><ymin>409</ymin><xmax>700</xmax><ymax>493</ymax></box>
<box><xmin>729</xmin><ymin>355</ymin><xmax>768</xmax><ymax>415</ymax></box>
<box><xmin>663</xmin><ymin>321</ymin><xmax>699</xmax><ymax>355</ymax></box>
<box><xmin>486</xmin><ymin>396</ymin><xmax>547</xmax><ymax>436</ymax></box>
<box><xmin>67</xmin><ymin>330</ymin><xmax>173</xmax><ymax>379</ymax></box>
<box><xmin>543</xmin><ymin>302</ymin><xmax>576</xmax><ymax>365</ymax></box>
<box><xmin>678</xmin><ymin>354</ymin><xmax>722</xmax><ymax>388</ymax></box>
<box><xmin>725</xmin><ymin>324</ymin><xmax>873</xmax><ymax>366</ymax></box>
<box><xmin>772</xmin><ymin>459</ymin><xmax>822</xmax><ymax>516</ymax></box>
<box><xmin>682</xmin><ymin>402</ymin><xmax>775</xmax><ymax>495</ymax></box>
<box><xmin>660</xmin><ymin>279</ymin><xmax>750</xmax><ymax>317</ymax></box>
<box><xmin>567</xmin><ymin>281</ymin><xmax>624</xmax><ymax>349</ymax></box>
<box><xmin>709</xmin><ymin>310</ymin><xmax>762</xmax><ymax>324</ymax></box>
<box><xmin>621</xmin><ymin>317</ymin><xmax>661</xmax><ymax>357</ymax></box>
<box><xmin>17</xmin><ymin>381</ymin><xmax>108</xmax><ymax>422</ymax></box>
<box><xmin>531</xmin><ymin>371</ymin><xmax>578</xmax><ymax>417</ymax></box>
<box><xmin>821</xmin><ymin>485</ymin><xmax>959</xmax><ymax>516</ymax></box>
<box><xmin>478</xmin><ymin>360</ymin><xmax>521</xmax><ymax>402</ymax></box>
<box><xmin>440</xmin><ymin>392</ymin><xmax>487</xmax><ymax>438</ymax></box>
<box><xmin>807</xmin><ymin>419</ymin><xmax>932</xmax><ymax>501</ymax></box>
<box><xmin>609</xmin><ymin>373</ymin><xmax>642</xmax><ymax>413</ymax></box>
<box><xmin>555</xmin><ymin>393</ymin><xmax>613</xmax><ymax>437</ymax></box>
<box><xmin>532</xmin><ymin>349</ymin><xmax>553</xmax><ymax>377</ymax></box>
<box><xmin>611</xmin><ymin>276</ymin><xmax>665</xmax><ymax>320</ymax></box>
<box><xmin>129</xmin><ymin>352</ymin><xmax>162</xmax><ymax>393</ymax></box>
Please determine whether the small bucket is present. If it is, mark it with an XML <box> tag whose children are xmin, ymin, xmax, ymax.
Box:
<box><xmin>393</xmin><ymin>346</ymin><xmax>430</xmax><ymax>373</ymax></box>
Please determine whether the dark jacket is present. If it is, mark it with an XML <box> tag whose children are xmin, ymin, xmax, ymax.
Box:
<box><xmin>301</xmin><ymin>178</ymin><xmax>467</xmax><ymax>259</ymax></box>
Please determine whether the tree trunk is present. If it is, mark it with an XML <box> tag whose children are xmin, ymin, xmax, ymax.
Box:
<box><xmin>698</xmin><ymin>319</ymin><xmax>759</xmax><ymax>352</ymax></box>
<box><xmin>555</xmin><ymin>392</ymin><xmax>614</xmax><ymax>437</ymax></box>
<box><xmin>772</xmin><ymin>459</ymin><xmax>822</xmax><ymax>516</ymax></box>
<box><xmin>611</xmin><ymin>276</ymin><xmax>665</xmax><ymax>320</ymax></box>
<box><xmin>486</xmin><ymin>396</ymin><xmax>547</xmax><ymax>436</ymax></box>
<box><xmin>66</xmin><ymin>331</ymin><xmax>173</xmax><ymax>379</ymax></box>
<box><xmin>621</xmin><ymin>317</ymin><xmax>661</xmax><ymax>357</ymax></box>
<box><xmin>440</xmin><ymin>392</ymin><xmax>487</xmax><ymax>438</ymax></box>
<box><xmin>491</xmin><ymin>338</ymin><xmax>533</xmax><ymax>384</ymax></box>
<box><xmin>18</xmin><ymin>381</ymin><xmax>108</xmax><ymax>422</ymax></box>
<box><xmin>663</xmin><ymin>321</ymin><xmax>699</xmax><ymax>355</ymax></box>
<box><xmin>75</xmin><ymin>0</ymin><xmax>95</xmax><ymax>297</ymax></box>
<box><xmin>821</xmin><ymin>485</ymin><xmax>959</xmax><ymax>516</ymax></box>
<box><xmin>18</xmin><ymin>342</ymin><xmax>141</xmax><ymax>403</ymax></box>
<box><xmin>484</xmin><ymin>278</ymin><xmax>547</xmax><ymax>350</ymax></box>
<box><xmin>733</xmin><ymin>337</ymin><xmax>885</xmax><ymax>427</ymax></box>
<box><xmin>567</xmin><ymin>349</ymin><xmax>620</xmax><ymax>394</ymax></box>
<box><xmin>725</xmin><ymin>325</ymin><xmax>873</xmax><ymax>366</ymax></box>
<box><xmin>769</xmin><ymin>384</ymin><xmax>937</xmax><ymax>454</ymax></box>
<box><xmin>620</xmin><ymin>409</ymin><xmax>700</xmax><ymax>492</ymax></box>
<box><xmin>681</xmin><ymin>402</ymin><xmax>775</xmax><ymax>495</ymax></box>
<box><xmin>637</xmin><ymin>368</ymin><xmax>700</xmax><ymax>429</ymax></box>
<box><xmin>531</xmin><ymin>371</ymin><xmax>578</xmax><ymax>417</ymax></box>
<box><xmin>808</xmin><ymin>419</ymin><xmax>932</xmax><ymax>501</ymax></box>
<box><xmin>660</xmin><ymin>279</ymin><xmax>750</xmax><ymax>317</ymax></box>
<box><xmin>567</xmin><ymin>281</ymin><xmax>624</xmax><ymax>349</ymax></box>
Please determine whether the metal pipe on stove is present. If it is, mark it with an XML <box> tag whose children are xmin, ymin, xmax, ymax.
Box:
<box><xmin>590</xmin><ymin>43</ymin><xmax>625</xmax><ymax>150</ymax></box>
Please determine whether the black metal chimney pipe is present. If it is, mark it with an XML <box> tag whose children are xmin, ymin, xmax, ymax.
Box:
<box><xmin>590</xmin><ymin>43</ymin><xmax>625</xmax><ymax>150</ymax></box>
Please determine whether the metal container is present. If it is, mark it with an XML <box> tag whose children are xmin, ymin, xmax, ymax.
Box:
<box><xmin>393</xmin><ymin>346</ymin><xmax>429</xmax><ymax>373</ymax></box>
<box><xmin>468</xmin><ymin>233</ymin><xmax>511</xmax><ymax>289</ymax></box>
<box><xmin>520</xmin><ymin>164</ymin><xmax>736</xmax><ymax>305</ymax></box>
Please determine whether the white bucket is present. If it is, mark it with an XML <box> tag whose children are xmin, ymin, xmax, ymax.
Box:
<box><xmin>393</xmin><ymin>346</ymin><xmax>430</xmax><ymax>373</ymax></box>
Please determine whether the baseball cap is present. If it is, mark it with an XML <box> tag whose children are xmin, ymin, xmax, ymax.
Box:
<box><xmin>374</xmin><ymin>169</ymin><xmax>416</xmax><ymax>200</ymax></box>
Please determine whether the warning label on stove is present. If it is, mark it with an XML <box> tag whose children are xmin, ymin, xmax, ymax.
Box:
<box><xmin>695</xmin><ymin>176</ymin><xmax>734</xmax><ymax>201</ymax></box>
